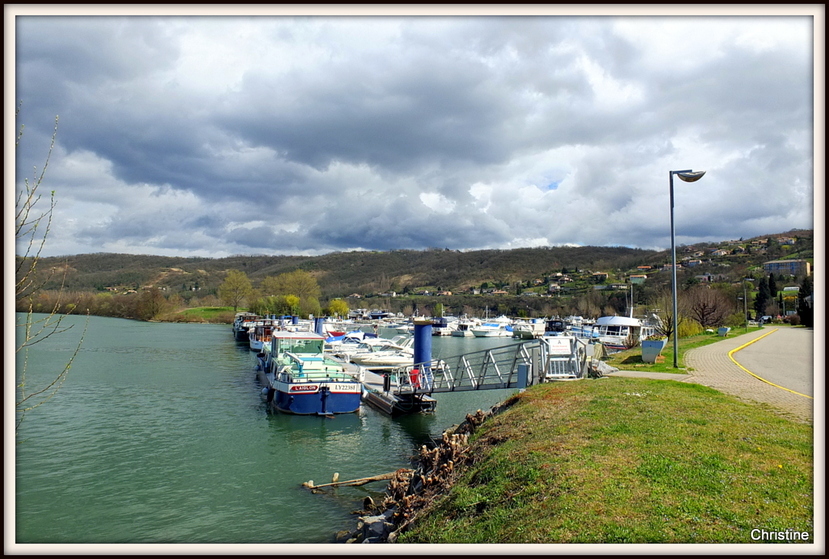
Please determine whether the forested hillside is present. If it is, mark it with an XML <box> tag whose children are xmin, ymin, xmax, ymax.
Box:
<box><xmin>26</xmin><ymin>245</ymin><xmax>661</xmax><ymax>298</ymax></box>
<box><xmin>22</xmin><ymin>230</ymin><xmax>813</xmax><ymax>299</ymax></box>
<box><xmin>17</xmin><ymin>229</ymin><xmax>813</xmax><ymax>324</ymax></box>
<box><xmin>24</xmin><ymin>230</ymin><xmax>813</xmax><ymax>301</ymax></box>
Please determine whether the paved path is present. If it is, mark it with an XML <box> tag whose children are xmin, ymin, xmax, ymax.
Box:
<box><xmin>608</xmin><ymin>327</ymin><xmax>816</xmax><ymax>424</ymax></box>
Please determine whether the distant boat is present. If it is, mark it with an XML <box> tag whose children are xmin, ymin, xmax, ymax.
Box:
<box><xmin>451</xmin><ymin>317</ymin><xmax>480</xmax><ymax>337</ymax></box>
<box><xmin>512</xmin><ymin>318</ymin><xmax>546</xmax><ymax>339</ymax></box>
<box><xmin>232</xmin><ymin>312</ymin><xmax>260</xmax><ymax>342</ymax></box>
<box><xmin>591</xmin><ymin>315</ymin><xmax>657</xmax><ymax>352</ymax></box>
<box><xmin>348</xmin><ymin>336</ymin><xmax>415</xmax><ymax>371</ymax></box>
<box><xmin>256</xmin><ymin>330</ymin><xmax>363</xmax><ymax>415</ymax></box>
<box><xmin>430</xmin><ymin>316</ymin><xmax>458</xmax><ymax>336</ymax></box>
<box><xmin>470</xmin><ymin>320</ymin><xmax>514</xmax><ymax>338</ymax></box>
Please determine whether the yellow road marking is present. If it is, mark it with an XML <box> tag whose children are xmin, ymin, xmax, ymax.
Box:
<box><xmin>728</xmin><ymin>328</ymin><xmax>813</xmax><ymax>399</ymax></box>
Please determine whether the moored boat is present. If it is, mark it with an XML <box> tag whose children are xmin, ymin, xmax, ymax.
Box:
<box><xmin>512</xmin><ymin>318</ymin><xmax>546</xmax><ymax>339</ymax></box>
<box><xmin>232</xmin><ymin>312</ymin><xmax>260</xmax><ymax>342</ymax></box>
<box><xmin>591</xmin><ymin>315</ymin><xmax>657</xmax><ymax>352</ymax></box>
<box><xmin>347</xmin><ymin>336</ymin><xmax>415</xmax><ymax>371</ymax></box>
<box><xmin>430</xmin><ymin>316</ymin><xmax>458</xmax><ymax>336</ymax></box>
<box><xmin>470</xmin><ymin>318</ymin><xmax>514</xmax><ymax>338</ymax></box>
<box><xmin>451</xmin><ymin>317</ymin><xmax>480</xmax><ymax>337</ymax></box>
<box><xmin>248</xmin><ymin>318</ymin><xmax>279</xmax><ymax>352</ymax></box>
<box><xmin>256</xmin><ymin>331</ymin><xmax>363</xmax><ymax>415</ymax></box>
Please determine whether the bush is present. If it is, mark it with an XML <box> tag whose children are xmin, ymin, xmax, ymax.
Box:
<box><xmin>678</xmin><ymin>318</ymin><xmax>704</xmax><ymax>337</ymax></box>
<box><xmin>786</xmin><ymin>315</ymin><xmax>801</xmax><ymax>326</ymax></box>
<box><xmin>723</xmin><ymin>312</ymin><xmax>747</xmax><ymax>329</ymax></box>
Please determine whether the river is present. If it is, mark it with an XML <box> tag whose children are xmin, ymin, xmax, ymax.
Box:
<box><xmin>13</xmin><ymin>313</ymin><xmax>520</xmax><ymax>546</ymax></box>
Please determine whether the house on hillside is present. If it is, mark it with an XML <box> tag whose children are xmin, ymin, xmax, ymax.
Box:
<box><xmin>629</xmin><ymin>275</ymin><xmax>647</xmax><ymax>284</ymax></box>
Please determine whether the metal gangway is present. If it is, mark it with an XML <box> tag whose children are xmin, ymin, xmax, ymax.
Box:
<box><xmin>385</xmin><ymin>335</ymin><xmax>594</xmax><ymax>397</ymax></box>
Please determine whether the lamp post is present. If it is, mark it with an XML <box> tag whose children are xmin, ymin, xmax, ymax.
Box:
<box><xmin>743</xmin><ymin>281</ymin><xmax>748</xmax><ymax>330</ymax></box>
<box><xmin>743</xmin><ymin>277</ymin><xmax>754</xmax><ymax>330</ymax></box>
<box><xmin>669</xmin><ymin>169</ymin><xmax>705</xmax><ymax>368</ymax></box>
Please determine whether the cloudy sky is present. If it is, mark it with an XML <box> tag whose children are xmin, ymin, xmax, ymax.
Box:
<box><xmin>8</xmin><ymin>6</ymin><xmax>821</xmax><ymax>259</ymax></box>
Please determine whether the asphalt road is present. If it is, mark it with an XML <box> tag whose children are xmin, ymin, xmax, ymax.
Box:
<box><xmin>731</xmin><ymin>326</ymin><xmax>815</xmax><ymax>397</ymax></box>
<box><xmin>612</xmin><ymin>326</ymin><xmax>817</xmax><ymax>423</ymax></box>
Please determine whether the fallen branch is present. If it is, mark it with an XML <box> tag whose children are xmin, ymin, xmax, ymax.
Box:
<box><xmin>302</xmin><ymin>469</ymin><xmax>412</xmax><ymax>490</ymax></box>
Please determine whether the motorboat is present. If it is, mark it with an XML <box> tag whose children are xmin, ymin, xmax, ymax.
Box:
<box><xmin>451</xmin><ymin>317</ymin><xmax>480</xmax><ymax>337</ymax></box>
<box><xmin>470</xmin><ymin>316</ymin><xmax>514</xmax><ymax>337</ymax></box>
<box><xmin>348</xmin><ymin>336</ymin><xmax>415</xmax><ymax>370</ymax></box>
<box><xmin>512</xmin><ymin>318</ymin><xmax>546</xmax><ymax>339</ymax></box>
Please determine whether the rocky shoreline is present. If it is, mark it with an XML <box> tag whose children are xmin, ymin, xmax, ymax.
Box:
<box><xmin>335</xmin><ymin>396</ymin><xmax>520</xmax><ymax>543</ymax></box>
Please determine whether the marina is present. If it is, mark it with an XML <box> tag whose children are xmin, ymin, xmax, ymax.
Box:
<box><xmin>15</xmin><ymin>309</ymin><xmax>638</xmax><ymax>544</ymax></box>
<box><xmin>236</xmin><ymin>312</ymin><xmax>600</xmax><ymax>417</ymax></box>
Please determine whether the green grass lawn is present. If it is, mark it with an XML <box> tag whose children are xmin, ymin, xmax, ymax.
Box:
<box><xmin>168</xmin><ymin>306</ymin><xmax>237</xmax><ymax>323</ymax></box>
<box><xmin>399</xmin><ymin>378</ymin><xmax>814</xmax><ymax>544</ymax></box>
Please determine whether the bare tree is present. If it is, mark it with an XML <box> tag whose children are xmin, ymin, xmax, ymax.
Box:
<box><xmin>686</xmin><ymin>285</ymin><xmax>732</xmax><ymax>327</ymax></box>
<box><xmin>15</xmin><ymin>110</ymin><xmax>88</xmax><ymax>433</ymax></box>
<box><xmin>652</xmin><ymin>288</ymin><xmax>679</xmax><ymax>339</ymax></box>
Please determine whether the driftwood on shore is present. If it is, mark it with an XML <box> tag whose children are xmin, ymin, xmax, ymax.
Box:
<box><xmin>335</xmin><ymin>403</ymin><xmax>518</xmax><ymax>543</ymax></box>
<box><xmin>302</xmin><ymin>470</ymin><xmax>412</xmax><ymax>490</ymax></box>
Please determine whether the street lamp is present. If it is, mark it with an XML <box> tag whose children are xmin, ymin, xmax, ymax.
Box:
<box><xmin>743</xmin><ymin>282</ymin><xmax>748</xmax><ymax>330</ymax></box>
<box><xmin>669</xmin><ymin>169</ymin><xmax>705</xmax><ymax>368</ymax></box>
<box><xmin>743</xmin><ymin>277</ymin><xmax>754</xmax><ymax>330</ymax></box>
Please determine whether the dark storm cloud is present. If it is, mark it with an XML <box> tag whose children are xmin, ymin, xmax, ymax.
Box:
<box><xmin>10</xmin><ymin>9</ymin><xmax>816</xmax><ymax>258</ymax></box>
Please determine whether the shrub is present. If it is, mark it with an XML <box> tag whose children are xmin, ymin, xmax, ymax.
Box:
<box><xmin>678</xmin><ymin>318</ymin><xmax>704</xmax><ymax>337</ymax></box>
<box><xmin>723</xmin><ymin>312</ymin><xmax>747</xmax><ymax>329</ymax></box>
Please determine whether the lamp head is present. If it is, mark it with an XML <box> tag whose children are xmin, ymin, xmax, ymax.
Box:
<box><xmin>676</xmin><ymin>171</ymin><xmax>706</xmax><ymax>182</ymax></box>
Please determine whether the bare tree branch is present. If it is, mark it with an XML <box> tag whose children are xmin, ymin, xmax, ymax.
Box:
<box><xmin>15</xmin><ymin>109</ymin><xmax>88</xmax><ymax>434</ymax></box>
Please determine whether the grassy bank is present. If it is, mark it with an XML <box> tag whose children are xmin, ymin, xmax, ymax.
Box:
<box><xmin>398</xmin><ymin>377</ymin><xmax>813</xmax><ymax>544</ymax></box>
<box><xmin>163</xmin><ymin>306</ymin><xmax>237</xmax><ymax>323</ymax></box>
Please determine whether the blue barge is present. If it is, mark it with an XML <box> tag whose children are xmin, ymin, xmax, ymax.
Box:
<box><xmin>256</xmin><ymin>330</ymin><xmax>364</xmax><ymax>415</ymax></box>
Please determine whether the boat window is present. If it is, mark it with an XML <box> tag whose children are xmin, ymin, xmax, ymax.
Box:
<box><xmin>279</xmin><ymin>339</ymin><xmax>323</xmax><ymax>354</ymax></box>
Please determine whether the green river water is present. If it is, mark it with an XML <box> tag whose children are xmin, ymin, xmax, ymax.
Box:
<box><xmin>13</xmin><ymin>313</ymin><xmax>519</xmax><ymax>548</ymax></box>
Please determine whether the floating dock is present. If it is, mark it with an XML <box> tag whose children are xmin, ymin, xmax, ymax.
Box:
<box><xmin>360</xmin><ymin>369</ymin><xmax>437</xmax><ymax>416</ymax></box>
